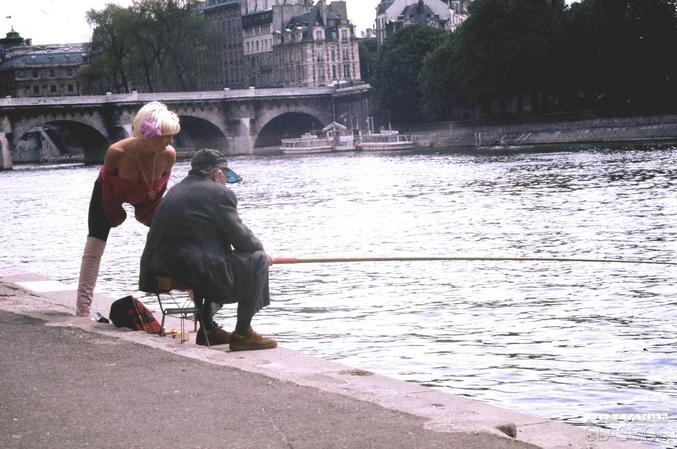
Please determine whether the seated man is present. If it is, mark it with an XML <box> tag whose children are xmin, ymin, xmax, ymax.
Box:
<box><xmin>139</xmin><ymin>148</ymin><xmax>277</xmax><ymax>351</ymax></box>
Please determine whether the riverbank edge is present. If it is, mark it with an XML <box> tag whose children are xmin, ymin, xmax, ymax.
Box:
<box><xmin>0</xmin><ymin>265</ymin><xmax>649</xmax><ymax>449</ymax></box>
<box><xmin>4</xmin><ymin>113</ymin><xmax>677</xmax><ymax>168</ymax></box>
<box><xmin>411</xmin><ymin>113</ymin><xmax>677</xmax><ymax>151</ymax></box>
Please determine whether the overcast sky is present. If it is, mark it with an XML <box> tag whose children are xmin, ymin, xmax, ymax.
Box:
<box><xmin>2</xmin><ymin>0</ymin><xmax>382</xmax><ymax>45</ymax></box>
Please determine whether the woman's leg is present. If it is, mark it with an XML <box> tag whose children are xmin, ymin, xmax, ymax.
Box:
<box><xmin>76</xmin><ymin>181</ymin><xmax>111</xmax><ymax>317</ymax></box>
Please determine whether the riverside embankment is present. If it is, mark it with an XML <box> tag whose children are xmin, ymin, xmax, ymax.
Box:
<box><xmin>3</xmin><ymin>150</ymin><xmax>676</xmax><ymax>447</ymax></box>
<box><xmin>0</xmin><ymin>265</ymin><xmax>653</xmax><ymax>449</ymax></box>
<box><xmin>5</xmin><ymin>112</ymin><xmax>677</xmax><ymax>166</ymax></box>
<box><xmin>402</xmin><ymin>113</ymin><xmax>677</xmax><ymax>149</ymax></box>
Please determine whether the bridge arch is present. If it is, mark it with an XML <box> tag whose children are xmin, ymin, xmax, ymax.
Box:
<box><xmin>253</xmin><ymin>110</ymin><xmax>328</xmax><ymax>153</ymax></box>
<box><xmin>13</xmin><ymin>119</ymin><xmax>109</xmax><ymax>164</ymax></box>
<box><xmin>174</xmin><ymin>115</ymin><xmax>228</xmax><ymax>154</ymax></box>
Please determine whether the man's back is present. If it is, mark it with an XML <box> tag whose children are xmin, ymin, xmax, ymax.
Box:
<box><xmin>139</xmin><ymin>174</ymin><xmax>261</xmax><ymax>300</ymax></box>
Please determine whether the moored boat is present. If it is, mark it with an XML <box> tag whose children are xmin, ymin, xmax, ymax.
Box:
<box><xmin>280</xmin><ymin>133</ymin><xmax>333</xmax><ymax>154</ymax></box>
<box><xmin>323</xmin><ymin>122</ymin><xmax>356</xmax><ymax>151</ymax></box>
<box><xmin>357</xmin><ymin>130</ymin><xmax>418</xmax><ymax>151</ymax></box>
<box><xmin>280</xmin><ymin>121</ymin><xmax>357</xmax><ymax>154</ymax></box>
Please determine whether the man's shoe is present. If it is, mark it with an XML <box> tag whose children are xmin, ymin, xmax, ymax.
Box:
<box><xmin>229</xmin><ymin>328</ymin><xmax>277</xmax><ymax>351</ymax></box>
<box><xmin>196</xmin><ymin>327</ymin><xmax>231</xmax><ymax>346</ymax></box>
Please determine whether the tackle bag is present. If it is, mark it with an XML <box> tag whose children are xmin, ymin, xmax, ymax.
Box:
<box><xmin>109</xmin><ymin>295</ymin><xmax>161</xmax><ymax>334</ymax></box>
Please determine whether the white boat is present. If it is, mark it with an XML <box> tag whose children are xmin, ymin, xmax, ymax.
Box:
<box><xmin>323</xmin><ymin>122</ymin><xmax>356</xmax><ymax>152</ymax></box>
<box><xmin>357</xmin><ymin>130</ymin><xmax>418</xmax><ymax>151</ymax></box>
<box><xmin>280</xmin><ymin>133</ymin><xmax>333</xmax><ymax>154</ymax></box>
<box><xmin>280</xmin><ymin>122</ymin><xmax>357</xmax><ymax>154</ymax></box>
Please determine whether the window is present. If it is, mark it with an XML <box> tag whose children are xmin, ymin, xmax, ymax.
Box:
<box><xmin>50</xmin><ymin>69</ymin><xmax>55</xmax><ymax>77</ymax></box>
<box><xmin>50</xmin><ymin>85</ymin><xmax>57</xmax><ymax>93</ymax></box>
<box><xmin>342</xmin><ymin>48</ymin><xmax>350</xmax><ymax>61</ymax></box>
<box><xmin>32</xmin><ymin>70</ymin><xmax>39</xmax><ymax>78</ymax></box>
<box><xmin>68</xmin><ymin>84</ymin><xmax>74</xmax><ymax>92</ymax></box>
<box><xmin>66</xmin><ymin>68</ymin><xmax>73</xmax><ymax>76</ymax></box>
<box><xmin>343</xmin><ymin>64</ymin><xmax>351</xmax><ymax>78</ymax></box>
<box><xmin>332</xmin><ymin>65</ymin><xmax>337</xmax><ymax>79</ymax></box>
<box><xmin>33</xmin><ymin>85</ymin><xmax>40</xmax><ymax>94</ymax></box>
<box><xmin>341</xmin><ymin>29</ymin><xmax>349</xmax><ymax>41</ymax></box>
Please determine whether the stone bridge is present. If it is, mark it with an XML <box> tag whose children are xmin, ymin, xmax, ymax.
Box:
<box><xmin>0</xmin><ymin>85</ymin><xmax>370</xmax><ymax>169</ymax></box>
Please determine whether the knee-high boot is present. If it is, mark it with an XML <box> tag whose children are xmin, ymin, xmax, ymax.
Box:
<box><xmin>75</xmin><ymin>236</ymin><xmax>106</xmax><ymax>317</ymax></box>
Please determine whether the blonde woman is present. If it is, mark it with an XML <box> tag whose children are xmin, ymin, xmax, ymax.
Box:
<box><xmin>76</xmin><ymin>101</ymin><xmax>180</xmax><ymax>317</ymax></box>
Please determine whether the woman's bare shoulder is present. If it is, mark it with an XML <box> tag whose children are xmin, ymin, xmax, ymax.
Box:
<box><xmin>163</xmin><ymin>145</ymin><xmax>177</xmax><ymax>163</ymax></box>
<box><xmin>107</xmin><ymin>138</ymin><xmax>139</xmax><ymax>155</ymax></box>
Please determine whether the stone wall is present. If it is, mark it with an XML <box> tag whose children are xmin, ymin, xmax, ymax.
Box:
<box><xmin>403</xmin><ymin>114</ymin><xmax>677</xmax><ymax>149</ymax></box>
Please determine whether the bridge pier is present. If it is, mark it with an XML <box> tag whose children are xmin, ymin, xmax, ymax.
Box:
<box><xmin>0</xmin><ymin>132</ymin><xmax>12</xmax><ymax>170</ymax></box>
<box><xmin>229</xmin><ymin>118</ymin><xmax>254</xmax><ymax>155</ymax></box>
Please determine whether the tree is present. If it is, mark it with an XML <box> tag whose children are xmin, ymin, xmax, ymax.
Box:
<box><xmin>357</xmin><ymin>37</ymin><xmax>378</xmax><ymax>83</ymax></box>
<box><xmin>565</xmin><ymin>0</ymin><xmax>677</xmax><ymax>110</ymax></box>
<box><xmin>371</xmin><ymin>25</ymin><xmax>446</xmax><ymax>125</ymax></box>
<box><xmin>443</xmin><ymin>0</ymin><xmax>567</xmax><ymax>118</ymax></box>
<box><xmin>418</xmin><ymin>33</ymin><xmax>460</xmax><ymax>120</ymax></box>
<box><xmin>80</xmin><ymin>0</ymin><xmax>222</xmax><ymax>93</ymax></box>
<box><xmin>81</xmin><ymin>5</ymin><xmax>136</xmax><ymax>93</ymax></box>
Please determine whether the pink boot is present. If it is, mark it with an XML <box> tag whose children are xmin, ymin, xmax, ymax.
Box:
<box><xmin>75</xmin><ymin>236</ymin><xmax>106</xmax><ymax>317</ymax></box>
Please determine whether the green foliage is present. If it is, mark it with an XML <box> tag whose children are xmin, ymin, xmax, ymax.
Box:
<box><xmin>371</xmin><ymin>25</ymin><xmax>446</xmax><ymax>124</ymax></box>
<box><xmin>358</xmin><ymin>37</ymin><xmax>378</xmax><ymax>83</ymax></box>
<box><xmin>418</xmin><ymin>33</ymin><xmax>459</xmax><ymax>119</ymax></box>
<box><xmin>375</xmin><ymin>0</ymin><xmax>677</xmax><ymax>120</ymax></box>
<box><xmin>565</xmin><ymin>0</ymin><xmax>677</xmax><ymax>109</ymax></box>
<box><xmin>435</xmin><ymin>0</ymin><xmax>567</xmax><ymax>117</ymax></box>
<box><xmin>80</xmin><ymin>0</ymin><xmax>223</xmax><ymax>93</ymax></box>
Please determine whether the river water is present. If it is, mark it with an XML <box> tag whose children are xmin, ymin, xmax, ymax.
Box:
<box><xmin>2</xmin><ymin>146</ymin><xmax>676</xmax><ymax>446</ymax></box>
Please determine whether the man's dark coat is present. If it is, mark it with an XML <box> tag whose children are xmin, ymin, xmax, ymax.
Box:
<box><xmin>139</xmin><ymin>174</ymin><xmax>263</xmax><ymax>303</ymax></box>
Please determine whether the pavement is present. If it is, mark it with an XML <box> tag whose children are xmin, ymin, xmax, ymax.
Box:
<box><xmin>0</xmin><ymin>265</ymin><xmax>651</xmax><ymax>449</ymax></box>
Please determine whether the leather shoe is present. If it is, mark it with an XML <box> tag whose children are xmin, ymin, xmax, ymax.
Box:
<box><xmin>196</xmin><ymin>327</ymin><xmax>231</xmax><ymax>346</ymax></box>
<box><xmin>229</xmin><ymin>328</ymin><xmax>277</xmax><ymax>351</ymax></box>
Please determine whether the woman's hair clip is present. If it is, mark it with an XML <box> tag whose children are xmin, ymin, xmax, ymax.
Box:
<box><xmin>141</xmin><ymin>119</ymin><xmax>162</xmax><ymax>138</ymax></box>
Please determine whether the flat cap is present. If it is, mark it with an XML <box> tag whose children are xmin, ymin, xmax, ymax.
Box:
<box><xmin>190</xmin><ymin>148</ymin><xmax>227</xmax><ymax>172</ymax></box>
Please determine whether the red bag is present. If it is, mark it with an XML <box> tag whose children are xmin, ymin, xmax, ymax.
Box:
<box><xmin>109</xmin><ymin>295</ymin><xmax>161</xmax><ymax>334</ymax></box>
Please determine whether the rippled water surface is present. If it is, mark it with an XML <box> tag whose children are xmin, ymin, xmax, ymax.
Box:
<box><xmin>2</xmin><ymin>147</ymin><xmax>676</xmax><ymax>445</ymax></box>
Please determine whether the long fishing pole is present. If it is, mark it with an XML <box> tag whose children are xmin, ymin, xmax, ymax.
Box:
<box><xmin>272</xmin><ymin>256</ymin><xmax>677</xmax><ymax>266</ymax></box>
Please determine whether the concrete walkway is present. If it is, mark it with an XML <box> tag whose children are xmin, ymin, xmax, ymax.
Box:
<box><xmin>0</xmin><ymin>266</ymin><xmax>649</xmax><ymax>449</ymax></box>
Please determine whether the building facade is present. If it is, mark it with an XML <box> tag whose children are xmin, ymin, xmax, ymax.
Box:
<box><xmin>242</xmin><ymin>9</ymin><xmax>275</xmax><ymax>87</ymax></box>
<box><xmin>272</xmin><ymin>1</ymin><xmax>360</xmax><ymax>88</ymax></box>
<box><xmin>375</xmin><ymin>0</ymin><xmax>471</xmax><ymax>45</ymax></box>
<box><xmin>240</xmin><ymin>0</ymin><xmax>312</xmax><ymax>87</ymax></box>
<box><xmin>202</xmin><ymin>0</ymin><xmax>248</xmax><ymax>89</ymax></box>
<box><xmin>0</xmin><ymin>29</ymin><xmax>87</xmax><ymax>98</ymax></box>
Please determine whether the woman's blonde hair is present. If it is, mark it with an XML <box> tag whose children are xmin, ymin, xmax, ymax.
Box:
<box><xmin>132</xmin><ymin>101</ymin><xmax>181</xmax><ymax>139</ymax></box>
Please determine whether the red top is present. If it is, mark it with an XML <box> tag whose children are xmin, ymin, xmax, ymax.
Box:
<box><xmin>98</xmin><ymin>166</ymin><xmax>170</xmax><ymax>226</ymax></box>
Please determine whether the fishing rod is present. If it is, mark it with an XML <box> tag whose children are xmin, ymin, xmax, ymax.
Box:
<box><xmin>272</xmin><ymin>256</ymin><xmax>677</xmax><ymax>266</ymax></box>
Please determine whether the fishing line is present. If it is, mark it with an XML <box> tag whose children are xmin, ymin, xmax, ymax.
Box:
<box><xmin>272</xmin><ymin>256</ymin><xmax>677</xmax><ymax>266</ymax></box>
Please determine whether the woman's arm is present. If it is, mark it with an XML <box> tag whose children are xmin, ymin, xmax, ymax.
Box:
<box><xmin>103</xmin><ymin>144</ymin><xmax>125</xmax><ymax>173</ymax></box>
<box><xmin>162</xmin><ymin>145</ymin><xmax>177</xmax><ymax>175</ymax></box>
